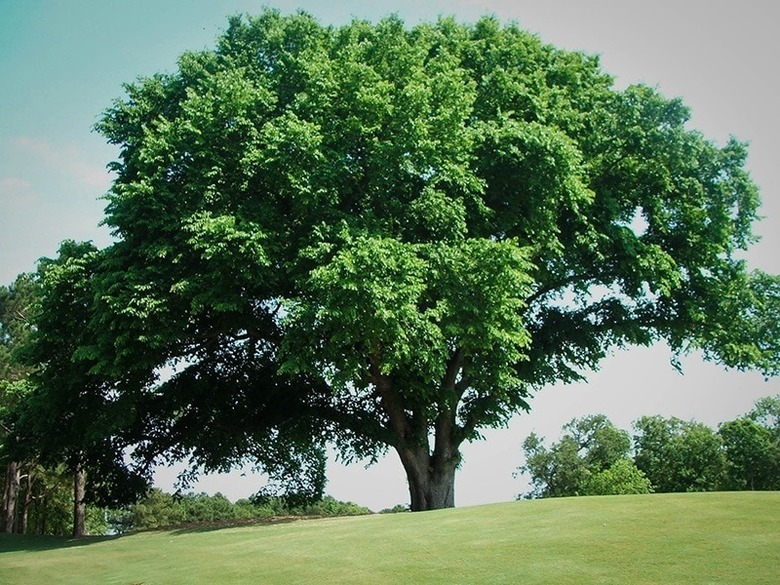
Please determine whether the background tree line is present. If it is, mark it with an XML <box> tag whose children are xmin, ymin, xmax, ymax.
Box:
<box><xmin>1</xmin><ymin>478</ymin><xmax>373</xmax><ymax>536</ymax></box>
<box><xmin>518</xmin><ymin>395</ymin><xmax>780</xmax><ymax>498</ymax></box>
<box><xmin>109</xmin><ymin>490</ymin><xmax>373</xmax><ymax>534</ymax></box>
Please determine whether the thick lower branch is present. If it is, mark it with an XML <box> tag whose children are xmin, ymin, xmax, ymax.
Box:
<box><xmin>370</xmin><ymin>356</ymin><xmax>411</xmax><ymax>443</ymax></box>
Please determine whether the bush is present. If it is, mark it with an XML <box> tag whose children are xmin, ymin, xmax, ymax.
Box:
<box><xmin>117</xmin><ymin>490</ymin><xmax>372</xmax><ymax>532</ymax></box>
<box><xmin>581</xmin><ymin>459</ymin><xmax>652</xmax><ymax>496</ymax></box>
<box><xmin>379</xmin><ymin>504</ymin><xmax>410</xmax><ymax>514</ymax></box>
<box><xmin>296</xmin><ymin>496</ymin><xmax>372</xmax><ymax>517</ymax></box>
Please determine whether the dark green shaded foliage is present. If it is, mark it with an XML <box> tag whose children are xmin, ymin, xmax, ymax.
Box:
<box><xmin>633</xmin><ymin>415</ymin><xmax>725</xmax><ymax>492</ymax></box>
<box><xmin>9</xmin><ymin>243</ymin><xmax>151</xmax><ymax>513</ymax></box>
<box><xmin>719</xmin><ymin>417</ymin><xmax>780</xmax><ymax>490</ymax></box>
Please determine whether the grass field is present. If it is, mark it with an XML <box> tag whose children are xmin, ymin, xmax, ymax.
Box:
<box><xmin>1</xmin><ymin>492</ymin><xmax>777</xmax><ymax>584</ymax></box>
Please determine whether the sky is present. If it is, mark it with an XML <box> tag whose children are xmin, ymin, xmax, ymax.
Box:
<box><xmin>1</xmin><ymin>1</ymin><xmax>778</xmax><ymax>510</ymax></box>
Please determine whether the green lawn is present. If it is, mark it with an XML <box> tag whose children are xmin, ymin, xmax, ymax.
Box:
<box><xmin>1</xmin><ymin>492</ymin><xmax>777</xmax><ymax>584</ymax></box>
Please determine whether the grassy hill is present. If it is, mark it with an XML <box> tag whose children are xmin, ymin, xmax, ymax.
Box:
<box><xmin>1</xmin><ymin>492</ymin><xmax>777</xmax><ymax>584</ymax></box>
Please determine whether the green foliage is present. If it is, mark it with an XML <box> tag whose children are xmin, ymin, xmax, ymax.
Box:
<box><xmin>748</xmin><ymin>395</ymin><xmax>780</xmax><ymax>440</ymax></box>
<box><xmin>521</xmin><ymin>433</ymin><xmax>585</xmax><ymax>498</ymax></box>
<box><xmin>113</xmin><ymin>489</ymin><xmax>371</xmax><ymax>532</ymax></box>
<box><xmin>719</xmin><ymin>417</ymin><xmax>780</xmax><ymax>490</ymax></box>
<box><xmin>26</xmin><ymin>470</ymin><xmax>72</xmax><ymax>536</ymax></box>
<box><xmin>0</xmin><ymin>274</ymin><xmax>36</xmax><ymax>384</ymax></box>
<box><xmin>291</xmin><ymin>495</ymin><xmax>373</xmax><ymax>518</ymax></box>
<box><xmin>0</xmin><ymin>464</ymin><xmax>112</xmax><ymax>536</ymax></box>
<box><xmin>522</xmin><ymin>396</ymin><xmax>780</xmax><ymax>498</ymax></box>
<box><xmin>1</xmin><ymin>273</ymin><xmax>37</xmax><ymax>473</ymax></box>
<box><xmin>520</xmin><ymin>415</ymin><xmax>638</xmax><ymax>498</ymax></box>
<box><xmin>124</xmin><ymin>490</ymin><xmax>186</xmax><ymax>530</ymax></box>
<box><xmin>7</xmin><ymin>243</ymin><xmax>150</xmax><ymax>516</ymax></box>
<box><xmin>378</xmin><ymin>503</ymin><xmax>410</xmax><ymax>514</ymax></box>
<box><xmin>580</xmin><ymin>458</ymin><xmax>652</xmax><ymax>496</ymax></box>
<box><xmin>0</xmin><ymin>380</ymin><xmax>33</xmax><ymax>461</ymax></box>
<box><xmin>633</xmin><ymin>415</ymin><xmax>725</xmax><ymax>492</ymax></box>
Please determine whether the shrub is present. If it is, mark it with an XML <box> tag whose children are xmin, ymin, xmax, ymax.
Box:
<box><xmin>581</xmin><ymin>459</ymin><xmax>652</xmax><ymax>496</ymax></box>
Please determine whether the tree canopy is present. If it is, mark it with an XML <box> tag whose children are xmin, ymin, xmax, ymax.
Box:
<box><xmin>28</xmin><ymin>9</ymin><xmax>778</xmax><ymax>510</ymax></box>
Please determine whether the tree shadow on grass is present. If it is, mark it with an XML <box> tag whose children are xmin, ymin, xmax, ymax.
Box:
<box><xmin>0</xmin><ymin>533</ymin><xmax>122</xmax><ymax>553</ymax></box>
<box><xmin>168</xmin><ymin>515</ymin><xmax>307</xmax><ymax>535</ymax></box>
<box><xmin>0</xmin><ymin>516</ymin><xmax>312</xmax><ymax>551</ymax></box>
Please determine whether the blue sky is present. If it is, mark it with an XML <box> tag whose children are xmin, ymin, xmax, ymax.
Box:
<box><xmin>1</xmin><ymin>1</ymin><xmax>778</xmax><ymax>509</ymax></box>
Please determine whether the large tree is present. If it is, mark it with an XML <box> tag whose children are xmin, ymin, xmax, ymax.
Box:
<box><xmin>90</xmin><ymin>10</ymin><xmax>779</xmax><ymax>510</ymax></box>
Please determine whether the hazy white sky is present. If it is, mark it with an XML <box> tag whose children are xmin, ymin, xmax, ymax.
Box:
<box><xmin>1</xmin><ymin>1</ymin><xmax>778</xmax><ymax>509</ymax></box>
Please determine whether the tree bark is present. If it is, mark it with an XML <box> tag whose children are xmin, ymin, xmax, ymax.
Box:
<box><xmin>395</xmin><ymin>442</ymin><xmax>458</xmax><ymax>511</ymax></box>
<box><xmin>372</xmin><ymin>353</ymin><xmax>463</xmax><ymax>511</ymax></box>
<box><xmin>3</xmin><ymin>461</ymin><xmax>20</xmax><ymax>533</ymax></box>
<box><xmin>72</xmin><ymin>462</ymin><xmax>86</xmax><ymax>538</ymax></box>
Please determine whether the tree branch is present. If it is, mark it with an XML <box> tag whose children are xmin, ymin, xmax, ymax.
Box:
<box><xmin>370</xmin><ymin>355</ymin><xmax>411</xmax><ymax>445</ymax></box>
<box><xmin>525</xmin><ymin>271</ymin><xmax>599</xmax><ymax>306</ymax></box>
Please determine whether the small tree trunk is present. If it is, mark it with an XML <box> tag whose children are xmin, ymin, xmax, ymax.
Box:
<box><xmin>3</xmin><ymin>461</ymin><xmax>20</xmax><ymax>533</ymax></box>
<box><xmin>72</xmin><ymin>462</ymin><xmax>86</xmax><ymax>538</ymax></box>
<box><xmin>396</xmin><ymin>444</ymin><xmax>458</xmax><ymax>511</ymax></box>
<box><xmin>39</xmin><ymin>495</ymin><xmax>48</xmax><ymax>535</ymax></box>
<box><xmin>20</xmin><ymin>471</ymin><xmax>32</xmax><ymax>535</ymax></box>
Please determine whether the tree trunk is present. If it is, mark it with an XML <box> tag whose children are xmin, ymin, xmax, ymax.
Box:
<box><xmin>371</xmin><ymin>353</ymin><xmax>463</xmax><ymax>511</ymax></box>
<box><xmin>72</xmin><ymin>462</ymin><xmax>86</xmax><ymax>538</ymax></box>
<box><xmin>3</xmin><ymin>461</ymin><xmax>20</xmax><ymax>533</ymax></box>
<box><xmin>39</xmin><ymin>495</ymin><xmax>48</xmax><ymax>535</ymax></box>
<box><xmin>20</xmin><ymin>471</ymin><xmax>32</xmax><ymax>535</ymax></box>
<box><xmin>396</xmin><ymin>444</ymin><xmax>458</xmax><ymax>511</ymax></box>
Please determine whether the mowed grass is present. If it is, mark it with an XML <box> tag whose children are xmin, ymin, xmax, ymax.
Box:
<box><xmin>1</xmin><ymin>492</ymin><xmax>777</xmax><ymax>584</ymax></box>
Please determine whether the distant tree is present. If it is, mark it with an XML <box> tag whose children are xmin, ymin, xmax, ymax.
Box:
<box><xmin>179</xmin><ymin>492</ymin><xmax>235</xmax><ymax>523</ymax></box>
<box><xmin>293</xmin><ymin>495</ymin><xmax>372</xmax><ymax>517</ymax></box>
<box><xmin>0</xmin><ymin>274</ymin><xmax>36</xmax><ymax>382</ymax></box>
<box><xmin>48</xmin><ymin>9</ymin><xmax>778</xmax><ymax>511</ymax></box>
<box><xmin>719</xmin><ymin>411</ymin><xmax>780</xmax><ymax>491</ymax></box>
<box><xmin>521</xmin><ymin>433</ymin><xmax>586</xmax><ymax>498</ymax></box>
<box><xmin>124</xmin><ymin>489</ymin><xmax>187</xmax><ymax>530</ymax></box>
<box><xmin>379</xmin><ymin>504</ymin><xmax>411</xmax><ymax>514</ymax></box>
<box><xmin>519</xmin><ymin>415</ymin><xmax>646</xmax><ymax>497</ymax></box>
<box><xmin>564</xmin><ymin>415</ymin><xmax>632</xmax><ymax>473</ymax></box>
<box><xmin>748</xmin><ymin>395</ymin><xmax>780</xmax><ymax>441</ymax></box>
<box><xmin>115</xmin><ymin>489</ymin><xmax>372</xmax><ymax>532</ymax></box>
<box><xmin>1</xmin><ymin>380</ymin><xmax>29</xmax><ymax>533</ymax></box>
<box><xmin>633</xmin><ymin>416</ymin><xmax>725</xmax><ymax>492</ymax></box>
